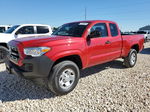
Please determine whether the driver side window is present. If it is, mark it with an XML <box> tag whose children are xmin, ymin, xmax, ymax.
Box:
<box><xmin>89</xmin><ymin>23</ymin><xmax>108</xmax><ymax>38</ymax></box>
<box><xmin>16</xmin><ymin>26</ymin><xmax>34</xmax><ymax>34</ymax></box>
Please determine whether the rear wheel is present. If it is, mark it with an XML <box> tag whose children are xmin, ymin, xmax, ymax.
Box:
<box><xmin>0</xmin><ymin>46</ymin><xmax>8</xmax><ymax>63</ymax></box>
<box><xmin>124</xmin><ymin>49</ymin><xmax>137</xmax><ymax>68</ymax></box>
<box><xmin>48</xmin><ymin>61</ymin><xmax>80</xmax><ymax>95</ymax></box>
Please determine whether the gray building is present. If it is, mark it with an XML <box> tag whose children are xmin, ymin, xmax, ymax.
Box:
<box><xmin>139</xmin><ymin>25</ymin><xmax>150</xmax><ymax>30</ymax></box>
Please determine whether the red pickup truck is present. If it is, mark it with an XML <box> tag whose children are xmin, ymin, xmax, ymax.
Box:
<box><xmin>6</xmin><ymin>20</ymin><xmax>144</xmax><ymax>95</ymax></box>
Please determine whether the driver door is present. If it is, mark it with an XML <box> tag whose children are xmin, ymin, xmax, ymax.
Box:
<box><xmin>87</xmin><ymin>23</ymin><xmax>113</xmax><ymax>67</ymax></box>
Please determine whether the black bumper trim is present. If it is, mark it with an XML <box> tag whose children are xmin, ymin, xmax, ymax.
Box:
<box><xmin>6</xmin><ymin>55</ymin><xmax>54</xmax><ymax>79</ymax></box>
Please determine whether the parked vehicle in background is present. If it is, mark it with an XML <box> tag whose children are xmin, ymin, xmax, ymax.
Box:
<box><xmin>52</xmin><ymin>27</ymin><xmax>59</xmax><ymax>32</ymax></box>
<box><xmin>0</xmin><ymin>25</ymin><xmax>11</xmax><ymax>33</ymax></box>
<box><xmin>122</xmin><ymin>31</ymin><xmax>137</xmax><ymax>35</ymax></box>
<box><xmin>0</xmin><ymin>24</ymin><xmax>52</xmax><ymax>63</ymax></box>
<box><xmin>6</xmin><ymin>20</ymin><xmax>144</xmax><ymax>95</ymax></box>
<box><xmin>136</xmin><ymin>30</ymin><xmax>150</xmax><ymax>42</ymax></box>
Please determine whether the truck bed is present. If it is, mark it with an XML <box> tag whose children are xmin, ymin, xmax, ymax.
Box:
<box><xmin>121</xmin><ymin>34</ymin><xmax>144</xmax><ymax>57</ymax></box>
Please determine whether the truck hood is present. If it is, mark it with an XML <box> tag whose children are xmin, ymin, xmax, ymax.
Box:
<box><xmin>0</xmin><ymin>33</ymin><xmax>14</xmax><ymax>43</ymax></box>
<box><xmin>13</xmin><ymin>35</ymin><xmax>73</xmax><ymax>47</ymax></box>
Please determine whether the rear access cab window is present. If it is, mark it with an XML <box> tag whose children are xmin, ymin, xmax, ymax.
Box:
<box><xmin>109</xmin><ymin>23</ymin><xmax>119</xmax><ymax>37</ymax></box>
<box><xmin>37</xmin><ymin>26</ymin><xmax>49</xmax><ymax>34</ymax></box>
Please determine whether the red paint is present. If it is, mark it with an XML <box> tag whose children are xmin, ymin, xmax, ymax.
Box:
<box><xmin>9</xmin><ymin>20</ymin><xmax>144</xmax><ymax>68</ymax></box>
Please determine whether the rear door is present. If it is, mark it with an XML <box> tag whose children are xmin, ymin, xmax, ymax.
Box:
<box><xmin>107</xmin><ymin>23</ymin><xmax>122</xmax><ymax>60</ymax></box>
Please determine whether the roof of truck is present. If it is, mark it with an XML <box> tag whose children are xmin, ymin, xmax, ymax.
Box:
<box><xmin>67</xmin><ymin>20</ymin><xmax>115</xmax><ymax>24</ymax></box>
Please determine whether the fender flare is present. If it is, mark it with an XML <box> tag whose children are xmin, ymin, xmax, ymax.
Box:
<box><xmin>51</xmin><ymin>50</ymin><xmax>83</xmax><ymax>61</ymax></box>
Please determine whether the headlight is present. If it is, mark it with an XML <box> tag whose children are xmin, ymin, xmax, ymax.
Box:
<box><xmin>24</xmin><ymin>47</ymin><xmax>51</xmax><ymax>57</ymax></box>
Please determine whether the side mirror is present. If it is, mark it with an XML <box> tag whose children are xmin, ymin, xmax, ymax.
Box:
<box><xmin>87</xmin><ymin>34</ymin><xmax>91</xmax><ymax>41</ymax></box>
<box><xmin>87</xmin><ymin>30</ymin><xmax>101</xmax><ymax>39</ymax></box>
<box><xmin>15</xmin><ymin>32</ymin><xmax>18</xmax><ymax>35</ymax></box>
<box><xmin>15</xmin><ymin>30</ymin><xmax>22</xmax><ymax>35</ymax></box>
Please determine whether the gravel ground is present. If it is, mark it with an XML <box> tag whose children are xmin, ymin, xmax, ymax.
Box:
<box><xmin>0</xmin><ymin>42</ymin><xmax>150</xmax><ymax>112</ymax></box>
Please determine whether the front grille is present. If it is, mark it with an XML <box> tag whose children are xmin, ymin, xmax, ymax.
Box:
<box><xmin>9</xmin><ymin>45</ymin><xmax>20</xmax><ymax>63</ymax></box>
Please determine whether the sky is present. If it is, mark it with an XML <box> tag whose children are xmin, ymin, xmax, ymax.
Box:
<box><xmin>0</xmin><ymin>0</ymin><xmax>150</xmax><ymax>31</ymax></box>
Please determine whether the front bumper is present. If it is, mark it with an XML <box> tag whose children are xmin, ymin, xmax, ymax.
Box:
<box><xmin>6</xmin><ymin>55</ymin><xmax>54</xmax><ymax>79</ymax></box>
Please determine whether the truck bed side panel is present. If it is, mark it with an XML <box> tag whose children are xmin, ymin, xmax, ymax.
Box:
<box><xmin>121</xmin><ymin>34</ymin><xmax>144</xmax><ymax>57</ymax></box>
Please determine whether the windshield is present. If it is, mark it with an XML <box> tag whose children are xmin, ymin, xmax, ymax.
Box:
<box><xmin>52</xmin><ymin>22</ymin><xmax>89</xmax><ymax>37</ymax></box>
<box><xmin>0</xmin><ymin>27</ymin><xmax>5</xmax><ymax>33</ymax></box>
<box><xmin>137</xmin><ymin>31</ymin><xmax>146</xmax><ymax>34</ymax></box>
<box><xmin>5</xmin><ymin>25</ymin><xmax>20</xmax><ymax>34</ymax></box>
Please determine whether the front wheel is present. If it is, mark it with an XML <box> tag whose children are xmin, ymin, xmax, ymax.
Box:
<box><xmin>124</xmin><ymin>49</ymin><xmax>137</xmax><ymax>68</ymax></box>
<box><xmin>0</xmin><ymin>46</ymin><xmax>9</xmax><ymax>63</ymax></box>
<box><xmin>48</xmin><ymin>61</ymin><xmax>80</xmax><ymax>95</ymax></box>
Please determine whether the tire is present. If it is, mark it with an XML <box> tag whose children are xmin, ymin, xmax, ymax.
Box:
<box><xmin>147</xmin><ymin>37</ymin><xmax>150</xmax><ymax>42</ymax></box>
<box><xmin>124</xmin><ymin>49</ymin><xmax>137</xmax><ymax>68</ymax></box>
<box><xmin>48</xmin><ymin>61</ymin><xmax>80</xmax><ymax>95</ymax></box>
<box><xmin>144</xmin><ymin>37</ymin><xmax>147</xmax><ymax>43</ymax></box>
<box><xmin>0</xmin><ymin>46</ymin><xmax>9</xmax><ymax>63</ymax></box>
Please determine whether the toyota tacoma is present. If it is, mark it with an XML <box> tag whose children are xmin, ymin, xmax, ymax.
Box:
<box><xmin>6</xmin><ymin>20</ymin><xmax>144</xmax><ymax>95</ymax></box>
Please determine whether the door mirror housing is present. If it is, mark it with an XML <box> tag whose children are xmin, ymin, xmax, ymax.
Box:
<box><xmin>15</xmin><ymin>32</ymin><xmax>19</xmax><ymax>35</ymax></box>
<box><xmin>88</xmin><ymin>30</ymin><xmax>101</xmax><ymax>39</ymax></box>
<box><xmin>87</xmin><ymin>34</ymin><xmax>91</xmax><ymax>41</ymax></box>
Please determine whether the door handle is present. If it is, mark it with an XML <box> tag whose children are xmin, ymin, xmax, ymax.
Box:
<box><xmin>105</xmin><ymin>41</ymin><xmax>111</xmax><ymax>44</ymax></box>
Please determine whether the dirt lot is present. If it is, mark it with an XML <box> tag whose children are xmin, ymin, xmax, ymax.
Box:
<box><xmin>0</xmin><ymin>42</ymin><xmax>150</xmax><ymax>112</ymax></box>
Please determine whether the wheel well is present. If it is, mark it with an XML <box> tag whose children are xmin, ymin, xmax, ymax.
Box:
<box><xmin>131</xmin><ymin>44</ymin><xmax>139</xmax><ymax>53</ymax></box>
<box><xmin>53</xmin><ymin>55</ymin><xmax>83</xmax><ymax>69</ymax></box>
<box><xmin>0</xmin><ymin>43</ymin><xmax>8</xmax><ymax>48</ymax></box>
